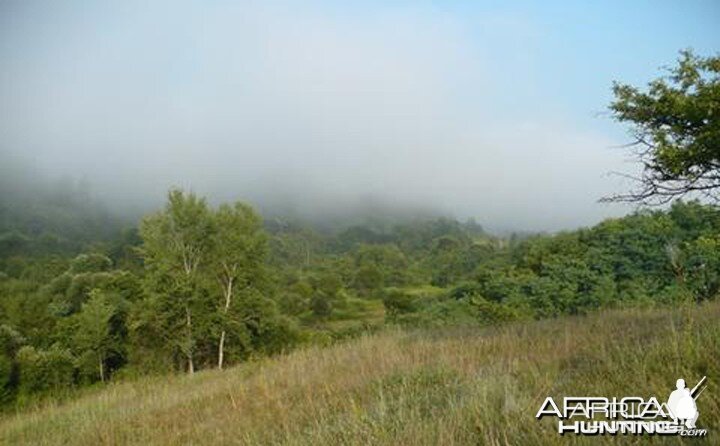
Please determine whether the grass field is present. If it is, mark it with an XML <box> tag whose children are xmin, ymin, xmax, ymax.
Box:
<box><xmin>1</xmin><ymin>301</ymin><xmax>718</xmax><ymax>445</ymax></box>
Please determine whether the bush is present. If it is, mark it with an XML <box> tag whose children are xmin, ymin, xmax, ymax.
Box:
<box><xmin>382</xmin><ymin>289</ymin><xmax>417</xmax><ymax>319</ymax></box>
<box><xmin>447</xmin><ymin>282</ymin><xmax>483</xmax><ymax>300</ymax></box>
<box><xmin>310</xmin><ymin>293</ymin><xmax>333</xmax><ymax>318</ymax></box>
<box><xmin>470</xmin><ymin>296</ymin><xmax>521</xmax><ymax>324</ymax></box>
<box><xmin>16</xmin><ymin>346</ymin><xmax>75</xmax><ymax>396</ymax></box>
<box><xmin>0</xmin><ymin>355</ymin><xmax>16</xmax><ymax>405</ymax></box>
<box><xmin>69</xmin><ymin>253</ymin><xmax>112</xmax><ymax>274</ymax></box>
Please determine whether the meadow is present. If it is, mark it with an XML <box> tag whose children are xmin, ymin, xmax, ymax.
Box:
<box><xmin>0</xmin><ymin>300</ymin><xmax>717</xmax><ymax>445</ymax></box>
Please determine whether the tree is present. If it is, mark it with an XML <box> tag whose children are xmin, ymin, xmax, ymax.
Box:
<box><xmin>139</xmin><ymin>190</ymin><xmax>214</xmax><ymax>374</ymax></box>
<box><xmin>211</xmin><ymin>202</ymin><xmax>267</xmax><ymax>370</ymax></box>
<box><xmin>355</xmin><ymin>244</ymin><xmax>409</xmax><ymax>286</ymax></box>
<box><xmin>353</xmin><ymin>264</ymin><xmax>383</xmax><ymax>297</ymax></box>
<box><xmin>16</xmin><ymin>346</ymin><xmax>75</xmax><ymax>397</ymax></box>
<box><xmin>0</xmin><ymin>325</ymin><xmax>24</xmax><ymax>404</ymax></box>
<box><xmin>606</xmin><ymin>50</ymin><xmax>720</xmax><ymax>204</ymax></box>
<box><xmin>69</xmin><ymin>289</ymin><xmax>118</xmax><ymax>382</ymax></box>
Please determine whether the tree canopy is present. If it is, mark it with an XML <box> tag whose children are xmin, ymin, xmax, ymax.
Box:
<box><xmin>607</xmin><ymin>50</ymin><xmax>720</xmax><ymax>204</ymax></box>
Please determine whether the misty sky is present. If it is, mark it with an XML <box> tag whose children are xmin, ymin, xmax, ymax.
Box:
<box><xmin>1</xmin><ymin>1</ymin><xmax>718</xmax><ymax>231</ymax></box>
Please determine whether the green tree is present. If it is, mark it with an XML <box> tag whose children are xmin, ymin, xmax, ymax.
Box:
<box><xmin>353</xmin><ymin>264</ymin><xmax>383</xmax><ymax>297</ymax></box>
<box><xmin>16</xmin><ymin>346</ymin><xmax>75</xmax><ymax>398</ymax></box>
<box><xmin>211</xmin><ymin>202</ymin><xmax>267</xmax><ymax>369</ymax></box>
<box><xmin>607</xmin><ymin>51</ymin><xmax>720</xmax><ymax>204</ymax></box>
<box><xmin>0</xmin><ymin>325</ymin><xmax>24</xmax><ymax>403</ymax></box>
<box><xmin>310</xmin><ymin>292</ymin><xmax>333</xmax><ymax>318</ymax></box>
<box><xmin>355</xmin><ymin>244</ymin><xmax>409</xmax><ymax>286</ymax></box>
<box><xmin>69</xmin><ymin>289</ymin><xmax>118</xmax><ymax>382</ymax></box>
<box><xmin>139</xmin><ymin>190</ymin><xmax>214</xmax><ymax>374</ymax></box>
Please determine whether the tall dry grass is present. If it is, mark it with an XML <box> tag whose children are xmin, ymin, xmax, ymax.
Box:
<box><xmin>1</xmin><ymin>301</ymin><xmax>718</xmax><ymax>445</ymax></box>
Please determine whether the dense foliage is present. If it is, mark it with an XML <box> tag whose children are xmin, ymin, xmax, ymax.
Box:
<box><xmin>0</xmin><ymin>181</ymin><xmax>718</xmax><ymax>408</ymax></box>
<box><xmin>608</xmin><ymin>50</ymin><xmax>720</xmax><ymax>204</ymax></box>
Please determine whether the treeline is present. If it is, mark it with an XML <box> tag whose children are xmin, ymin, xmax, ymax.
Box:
<box><xmin>383</xmin><ymin>202</ymin><xmax>720</xmax><ymax>326</ymax></box>
<box><xmin>0</xmin><ymin>188</ymin><xmax>719</xmax><ymax>408</ymax></box>
<box><xmin>0</xmin><ymin>158</ymin><xmax>123</xmax><ymax>259</ymax></box>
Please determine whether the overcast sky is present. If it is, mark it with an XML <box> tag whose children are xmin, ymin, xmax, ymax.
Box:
<box><xmin>1</xmin><ymin>0</ymin><xmax>718</xmax><ymax>231</ymax></box>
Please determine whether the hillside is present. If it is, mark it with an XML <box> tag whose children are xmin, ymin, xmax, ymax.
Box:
<box><xmin>1</xmin><ymin>301</ymin><xmax>717</xmax><ymax>445</ymax></box>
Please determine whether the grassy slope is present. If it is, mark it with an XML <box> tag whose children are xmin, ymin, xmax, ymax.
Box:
<box><xmin>1</xmin><ymin>302</ymin><xmax>718</xmax><ymax>445</ymax></box>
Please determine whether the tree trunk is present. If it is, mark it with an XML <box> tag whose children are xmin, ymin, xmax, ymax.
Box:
<box><xmin>99</xmin><ymin>357</ymin><xmax>105</xmax><ymax>382</ymax></box>
<box><xmin>186</xmin><ymin>306</ymin><xmax>195</xmax><ymax>374</ymax></box>
<box><xmin>217</xmin><ymin>276</ymin><xmax>234</xmax><ymax>370</ymax></box>
<box><xmin>218</xmin><ymin>330</ymin><xmax>226</xmax><ymax>370</ymax></box>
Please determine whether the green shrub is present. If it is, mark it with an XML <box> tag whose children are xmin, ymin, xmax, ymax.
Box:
<box><xmin>16</xmin><ymin>346</ymin><xmax>75</xmax><ymax>396</ymax></box>
<box><xmin>382</xmin><ymin>289</ymin><xmax>417</xmax><ymax>319</ymax></box>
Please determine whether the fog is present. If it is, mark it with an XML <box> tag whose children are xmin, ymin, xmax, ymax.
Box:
<box><xmin>1</xmin><ymin>1</ymin><xmax>717</xmax><ymax>231</ymax></box>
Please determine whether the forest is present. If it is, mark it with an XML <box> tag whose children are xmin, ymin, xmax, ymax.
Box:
<box><xmin>1</xmin><ymin>173</ymin><xmax>718</xmax><ymax>408</ymax></box>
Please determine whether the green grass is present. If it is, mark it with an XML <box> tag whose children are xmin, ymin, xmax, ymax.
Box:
<box><xmin>1</xmin><ymin>301</ymin><xmax>718</xmax><ymax>445</ymax></box>
<box><xmin>298</xmin><ymin>296</ymin><xmax>386</xmax><ymax>334</ymax></box>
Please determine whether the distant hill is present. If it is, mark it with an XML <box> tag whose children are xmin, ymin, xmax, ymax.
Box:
<box><xmin>0</xmin><ymin>156</ymin><xmax>125</xmax><ymax>258</ymax></box>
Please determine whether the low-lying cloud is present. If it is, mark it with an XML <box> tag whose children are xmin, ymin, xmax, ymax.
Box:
<box><xmin>0</xmin><ymin>1</ymin><xmax>659</xmax><ymax>231</ymax></box>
